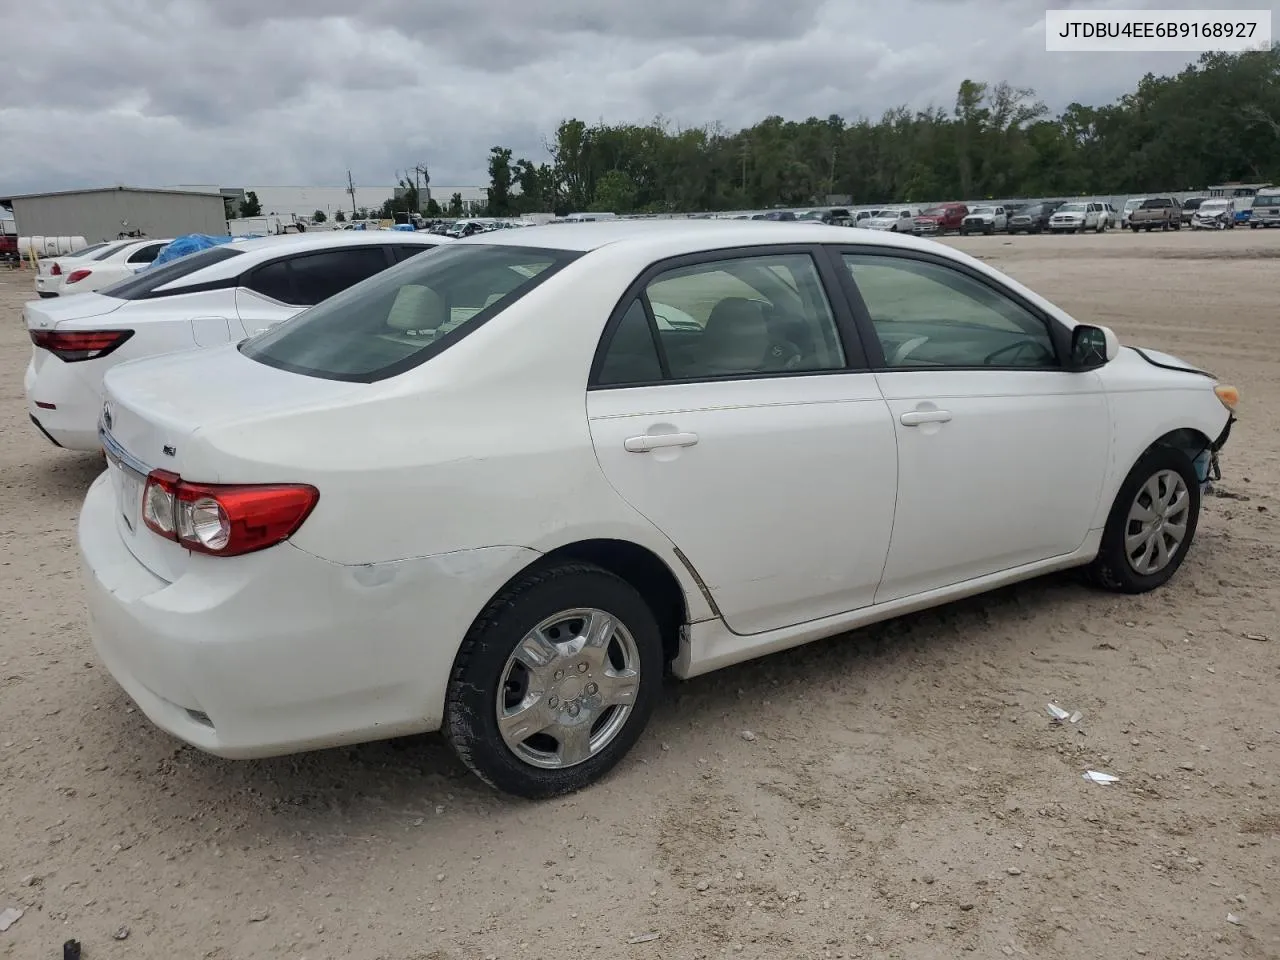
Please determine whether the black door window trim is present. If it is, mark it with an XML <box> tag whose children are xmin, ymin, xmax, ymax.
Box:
<box><xmin>816</xmin><ymin>244</ymin><xmax>1073</xmax><ymax>371</ymax></box>
<box><xmin>587</xmin><ymin>243</ymin><xmax>870</xmax><ymax>390</ymax></box>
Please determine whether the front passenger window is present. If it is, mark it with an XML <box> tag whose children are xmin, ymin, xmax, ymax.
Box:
<box><xmin>844</xmin><ymin>254</ymin><xmax>1057</xmax><ymax>369</ymax></box>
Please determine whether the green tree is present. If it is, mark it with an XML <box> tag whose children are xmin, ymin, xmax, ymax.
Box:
<box><xmin>448</xmin><ymin>192</ymin><xmax>464</xmax><ymax>216</ymax></box>
<box><xmin>238</xmin><ymin>191</ymin><xmax>262</xmax><ymax>218</ymax></box>
<box><xmin>312</xmin><ymin>209</ymin><xmax>327</xmax><ymax>223</ymax></box>
<box><xmin>425</xmin><ymin>197</ymin><xmax>443</xmax><ymax>216</ymax></box>
<box><xmin>335</xmin><ymin>209</ymin><xmax>346</xmax><ymax>222</ymax></box>
<box><xmin>487</xmin><ymin>146</ymin><xmax>515</xmax><ymax>215</ymax></box>
<box><xmin>590</xmin><ymin>169</ymin><xmax>637</xmax><ymax>212</ymax></box>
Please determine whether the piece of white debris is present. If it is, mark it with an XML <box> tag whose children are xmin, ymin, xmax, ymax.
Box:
<box><xmin>740</xmin><ymin>730</ymin><xmax>757</xmax><ymax>742</ymax></box>
<box><xmin>1046</xmin><ymin>703</ymin><xmax>1070</xmax><ymax>721</ymax></box>
<box><xmin>1082</xmin><ymin>770</ymin><xmax>1119</xmax><ymax>785</ymax></box>
<box><xmin>0</xmin><ymin>908</ymin><xmax>23</xmax><ymax>932</ymax></box>
<box><xmin>1226</xmin><ymin>913</ymin><xmax>1243</xmax><ymax>926</ymax></box>
<box><xmin>1244</xmin><ymin>633</ymin><xmax>1270</xmax><ymax>642</ymax></box>
<box><xmin>1068</xmin><ymin>711</ymin><xmax>1084</xmax><ymax>724</ymax></box>
<box><xmin>627</xmin><ymin>932</ymin><xmax>661</xmax><ymax>944</ymax></box>
<box><xmin>113</xmin><ymin>925</ymin><xmax>130</xmax><ymax>941</ymax></box>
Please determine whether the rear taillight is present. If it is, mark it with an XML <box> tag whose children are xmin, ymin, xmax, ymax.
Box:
<box><xmin>51</xmin><ymin>262</ymin><xmax>62</xmax><ymax>276</ymax></box>
<box><xmin>142</xmin><ymin>470</ymin><xmax>318</xmax><ymax>556</ymax></box>
<box><xmin>29</xmin><ymin>328</ymin><xmax>134</xmax><ymax>362</ymax></box>
<box><xmin>65</xmin><ymin>268</ymin><xmax>92</xmax><ymax>284</ymax></box>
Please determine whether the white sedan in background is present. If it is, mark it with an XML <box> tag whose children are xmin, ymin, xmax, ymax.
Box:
<box><xmin>25</xmin><ymin>231</ymin><xmax>452</xmax><ymax>452</ymax></box>
<box><xmin>48</xmin><ymin>238</ymin><xmax>174</xmax><ymax>295</ymax></box>
<box><xmin>33</xmin><ymin>240</ymin><xmax>140</xmax><ymax>297</ymax></box>
<box><xmin>80</xmin><ymin>220</ymin><xmax>1237</xmax><ymax>799</ymax></box>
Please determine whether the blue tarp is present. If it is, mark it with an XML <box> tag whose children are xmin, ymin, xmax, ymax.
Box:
<box><xmin>147</xmin><ymin>233</ymin><xmax>239</xmax><ymax>269</ymax></box>
<box><xmin>392</xmin><ymin>223</ymin><xmax>416</xmax><ymax>231</ymax></box>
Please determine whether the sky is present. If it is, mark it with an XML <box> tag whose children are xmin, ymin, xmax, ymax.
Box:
<box><xmin>1</xmin><ymin>0</ymin><xmax>1269</xmax><ymax>195</ymax></box>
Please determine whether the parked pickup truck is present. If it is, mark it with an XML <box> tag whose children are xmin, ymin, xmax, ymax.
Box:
<box><xmin>1249</xmin><ymin>190</ymin><xmax>1280</xmax><ymax>228</ymax></box>
<box><xmin>0</xmin><ymin>220</ymin><xmax>17</xmax><ymax>262</ymax></box>
<box><xmin>1128</xmin><ymin>196</ymin><xmax>1181</xmax><ymax>232</ymax></box>
<box><xmin>912</xmin><ymin>203</ymin><xmax>968</xmax><ymax>236</ymax></box>
<box><xmin>959</xmin><ymin>205</ymin><xmax>1008</xmax><ymax>235</ymax></box>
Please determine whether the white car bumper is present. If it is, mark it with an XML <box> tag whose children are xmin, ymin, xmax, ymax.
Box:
<box><xmin>33</xmin><ymin>274</ymin><xmax>62</xmax><ymax>297</ymax></box>
<box><xmin>25</xmin><ymin>352</ymin><xmax>104</xmax><ymax>451</ymax></box>
<box><xmin>78</xmin><ymin>473</ymin><xmax>539</xmax><ymax>759</ymax></box>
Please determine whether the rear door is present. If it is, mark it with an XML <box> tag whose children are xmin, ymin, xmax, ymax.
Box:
<box><xmin>234</xmin><ymin>245</ymin><xmax>395</xmax><ymax>336</ymax></box>
<box><xmin>586</xmin><ymin>245</ymin><xmax>899</xmax><ymax>636</ymax></box>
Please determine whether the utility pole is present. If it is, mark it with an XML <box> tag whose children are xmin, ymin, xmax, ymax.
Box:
<box><xmin>346</xmin><ymin>170</ymin><xmax>357</xmax><ymax>220</ymax></box>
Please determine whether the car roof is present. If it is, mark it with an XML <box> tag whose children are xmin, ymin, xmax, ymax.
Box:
<box><xmin>446</xmin><ymin>218</ymin><xmax>958</xmax><ymax>257</ymax></box>
<box><xmin>223</xmin><ymin>230</ymin><xmax>449</xmax><ymax>256</ymax></box>
<box><xmin>144</xmin><ymin>229</ymin><xmax>454</xmax><ymax>291</ymax></box>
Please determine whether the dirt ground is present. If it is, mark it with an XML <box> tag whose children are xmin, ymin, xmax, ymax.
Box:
<box><xmin>1</xmin><ymin>228</ymin><xmax>1277</xmax><ymax>960</ymax></box>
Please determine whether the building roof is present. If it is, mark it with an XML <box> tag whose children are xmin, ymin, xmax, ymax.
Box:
<box><xmin>1</xmin><ymin>185</ymin><xmax>225</xmax><ymax>203</ymax></box>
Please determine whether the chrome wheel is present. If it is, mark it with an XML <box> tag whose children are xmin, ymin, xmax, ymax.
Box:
<box><xmin>1125</xmin><ymin>469</ymin><xmax>1190</xmax><ymax>575</ymax></box>
<box><xmin>496</xmin><ymin>608</ymin><xmax>640</xmax><ymax>769</ymax></box>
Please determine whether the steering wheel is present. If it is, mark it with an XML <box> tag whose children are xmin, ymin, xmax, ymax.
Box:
<box><xmin>983</xmin><ymin>339</ymin><xmax>1053</xmax><ymax>366</ymax></box>
<box><xmin>762</xmin><ymin>338</ymin><xmax>803</xmax><ymax>371</ymax></box>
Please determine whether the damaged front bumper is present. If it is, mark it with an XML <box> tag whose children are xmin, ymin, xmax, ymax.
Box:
<box><xmin>1197</xmin><ymin>416</ymin><xmax>1235</xmax><ymax>492</ymax></box>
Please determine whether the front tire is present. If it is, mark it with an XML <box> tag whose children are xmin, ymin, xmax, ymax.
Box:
<box><xmin>444</xmin><ymin>561</ymin><xmax>664</xmax><ymax>798</ymax></box>
<box><xmin>1088</xmin><ymin>447</ymin><xmax>1201</xmax><ymax>594</ymax></box>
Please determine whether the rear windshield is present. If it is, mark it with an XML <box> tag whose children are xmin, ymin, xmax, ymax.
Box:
<box><xmin>98</xmin><ymin>245</ymin><xmax>245</xmax><ymax>300</ymax></box>
<box><xmin>240</xmin><ymin>243</ymin><xmax>580</xmax><ymax>382</ymax></box>
<box><xmin>1253</xmin><ymin>194</ymin><xmax>1280</xmax><ymax>206</ymax></box>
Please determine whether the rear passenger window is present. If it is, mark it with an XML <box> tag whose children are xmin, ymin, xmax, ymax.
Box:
<box><xmin>246</xmin><ymin>260</ymin><xmax>295</xmax><ymax>303</ymax></box>
<box><xmin>127</xmin><ymin>243</ymin><xmax>164</xmax><ymax>265</ymax></box>
<box><xmin>289</xmin><ymin>248</ymin><xmax>390</xmax><ymax>306</ymax></box>
<box><xmin>597</xmin><ymin>300</ymin><xmax>663</xmax><ymax>386</ymax></box>
<box><xmin>392</xmin><ymin>244</ymin><xmax>433</xmax><ymax>262</ymax></box>
<box><xmin>595</xmin><ymin>253</ymin><xmax>846</xmax><ymax>385</ymax></box>
<box><xmin>246</xmin><ymin>248</ymin><xmax>391</xmax><ymax>307</ymax></box>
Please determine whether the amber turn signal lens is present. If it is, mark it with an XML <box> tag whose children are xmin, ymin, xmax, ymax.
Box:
<box><xmin>1214</xmin><ymin>384</ymin><xmax>1239</xmax><ymax>411</ymax></box>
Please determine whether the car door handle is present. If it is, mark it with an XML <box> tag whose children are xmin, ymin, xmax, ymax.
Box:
<box><xmin>623</xmin><ymin>432</ymin><xmax>699</xmax><ymax>453</ymax></box>
<box><xmin>900</xmin><ymin>410</ymin><xmax>952</xmax><ymax>426</ymax></box>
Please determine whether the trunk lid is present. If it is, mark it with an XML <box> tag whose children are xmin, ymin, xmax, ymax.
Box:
<box><xmin>24</xmin><ymin>292</ymin><xmax>126</xmax><ymax>330</ymax></box>
<box><xmin>100</xmin><ymin>345</ymin><xmax>369</xmax><ymax>581</ymax></box>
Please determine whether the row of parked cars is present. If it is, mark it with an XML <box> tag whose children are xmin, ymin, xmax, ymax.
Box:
<box><xmin>782</xmin><ymin>191</ymin><xmax>1280</xmax><ymax>238</ymax></box>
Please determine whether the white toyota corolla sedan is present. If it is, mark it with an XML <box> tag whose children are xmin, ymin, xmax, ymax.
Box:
<box><xmin>79</xmin><ymin>220</ymin><xmax>1238</xmax><ymax>798</ymax></box>
<box><xmin>26</xmin><ymin>231</ymin><xmax>452</xmax><ymax>452</ymax></box>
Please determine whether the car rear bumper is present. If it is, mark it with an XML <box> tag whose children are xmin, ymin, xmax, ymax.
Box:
<box><xmin>34</xmin><ymin>275</ymin><xmax>61</xmax><ymax>295</ymax></box>
<box><xmin>78</xmin><ymin>473</ymin><xmax>539</xmax><ymax>759</ymax></box>
<box><xmin>24</xmin><ymin>354</ymin><xmax>104</xmax><ymax>452</ymax></box>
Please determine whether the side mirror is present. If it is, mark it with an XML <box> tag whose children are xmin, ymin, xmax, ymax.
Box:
<box><xmin>1070</xmin><ymin>324</ymin><xmax>1119</xmax><ymax>370</ymax></box>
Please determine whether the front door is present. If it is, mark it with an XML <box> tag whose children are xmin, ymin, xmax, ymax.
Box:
<box><xmin>832</xmin><ymin>249</ymin><xmax>1110</xmax><ymax>603</ymax></box>
<box><xmin>586</xmin><ymin>248</ymin><xmax>899</xmax><ymax>636</ymax></box>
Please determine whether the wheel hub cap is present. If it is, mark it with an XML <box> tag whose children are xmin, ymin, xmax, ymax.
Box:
<box><xmin>1124</xmin><ymin>469</ymin><xmax>1190</xmax><ymax>575</ymax></box>
<box><xmin>496</xmin><ymin>608</ymin><xmax>641</xmax><ymax>770</ymax></box>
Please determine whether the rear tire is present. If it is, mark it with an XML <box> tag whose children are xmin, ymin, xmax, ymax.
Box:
<box><xmin>1088</xmin><ymin>447</ymin><xmax>1201</xmax><ymax>594</ymax></box>
<box><xmin>443</xmin><ymin>562</ymin><xmax>665</xmax><ymax>798</ymax></box>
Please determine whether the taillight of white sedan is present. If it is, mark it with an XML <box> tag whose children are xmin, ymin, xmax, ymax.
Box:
<box><xmin>79</xmin><ymin>221</ymin><xmax>1238</xmax><ymax>799</ymax></box>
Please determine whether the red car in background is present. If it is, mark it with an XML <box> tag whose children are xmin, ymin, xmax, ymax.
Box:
<box><xmin>912</xmin><ymin>203</ymin><xmax>969</xmax><ymax>236</ymax></box>
<box><xmin>0</xmin><ymin>219</ymin><xmax>17</xmax><ymax>262</ymax></box>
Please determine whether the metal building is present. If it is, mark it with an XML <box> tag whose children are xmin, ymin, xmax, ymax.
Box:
<box><xmin>0</xmin><ymin>186</ymin><xmax>228</xmax><ymax>243</ymax></box>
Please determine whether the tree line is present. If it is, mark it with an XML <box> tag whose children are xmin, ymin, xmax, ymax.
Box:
<box><xmin>471</xmin><ymin>47</ymin><xmax>1280</xmax><ymax>216</ymax></box>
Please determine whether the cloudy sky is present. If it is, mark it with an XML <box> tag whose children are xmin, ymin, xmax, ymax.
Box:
<box><xmin>1</xmin><ymin>0</ymin><xmax>1265</xmax><ymax>194</ymax></box>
